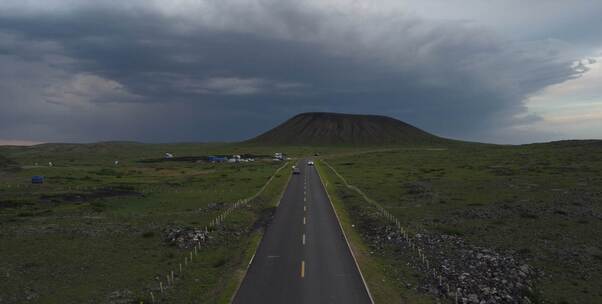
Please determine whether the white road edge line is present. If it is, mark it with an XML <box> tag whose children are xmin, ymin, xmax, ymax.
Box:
<box><xmin>314</xmin><ymin>162</ymin><xmax>376</xmax><ymax>304</ymax></box>
<box><xmin>229</xmin><ymin>161</ymin><xmax>292</xmax><ymax>304</ymax></box>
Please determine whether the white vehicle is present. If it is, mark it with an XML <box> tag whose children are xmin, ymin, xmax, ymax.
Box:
<box><xmin>307</xmin><ymin>161</ymin><xmax>314</xmax><ymax>166</ymax></box>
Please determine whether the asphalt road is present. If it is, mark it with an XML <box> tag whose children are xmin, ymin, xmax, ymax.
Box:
<box><xmin>233</xmin><ymin>160</ymin><xmax>372</xmax><ymax>304</ymax></box>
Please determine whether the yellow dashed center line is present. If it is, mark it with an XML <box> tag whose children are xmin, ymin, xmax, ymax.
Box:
<box><xmin>301</xmin><ymin>261</ymin><xmax>305</xmax><ymax>278</ymax></box>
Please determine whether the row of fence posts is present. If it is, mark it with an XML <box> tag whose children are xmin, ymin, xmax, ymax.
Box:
<box><xmin>322</xmin><ymin>161</ymin><xmax>461</xmax><ymax>303</ymax></box>
<box><xmin>3</xmin><ymin>163</ymin><xmax>291</xmax><ymax>196</ymax></box>
<box><xmin>149</xmin><ymin>197</ymin><xmax>257</xmax><ymax>303</ymax></box>
<box><xmin>2</xmin><ymin>183</ymin><xmax>227</xmax><ymax>194</ymax></box>
<box><xmin>148</xmin><ymin>162</ymin><xmax>289</xmax><ymax>303</ymax></box>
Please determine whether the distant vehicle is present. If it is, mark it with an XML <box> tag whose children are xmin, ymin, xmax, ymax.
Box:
<box><xmin>293</xmin><ymin>168</ymin><xmax>301</xmax><ymax>175</ymax></box>
<box><xmin>307</xmin><ymin>161</ymin><xmax>314</xmax><ymax>166</ymax></box>
<box><xmin>31</xmin><ymin>176</ymin><xmax>44</xmax><ymax>184</ymax></box>
<box><xmin>292</xmin><ymin>165</ymin><xmax>297</xmax><ymax>169</ymax></box>
<box><xmin>208</xmin><ymin>156</ymin><xmax>227</xmax><ymax>163</ymax></box>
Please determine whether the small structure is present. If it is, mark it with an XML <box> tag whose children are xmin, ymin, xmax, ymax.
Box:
<box><xmin>164</xmin><ymin>153</ymin><xmax>174</xmax><ymax>159</ymax></box>
<box><xmin>207</xmin><ymin>156</ymin><xmax>227</xmax><ymax>163</ymax></box>
<box><xmin>31</xmin><ymin>176</ymin><xmax>44</xmax><ymax>184</ymax></box>
<box><xmin>274</xmin><ymin>152</ymin><xmax>284</xmax><ymax>161</ymax></box>
<box><xmin>48</xmin><ymin>162</ymin><xmax>53</xmax><ymax>167</ymax></box>
<box><xmin>114</xmin><ymin>160</ymin><xmax>119</xmax><ymax>166</ymax></box>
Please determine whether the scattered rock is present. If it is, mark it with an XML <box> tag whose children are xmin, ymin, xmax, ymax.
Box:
<box><xmin>107</xmin><ymin>289</ymin><xmax>133</xmax><ymax>304</ymax></box>
<box><xmin>354</xmin><ymin>206</ymin><xmax>539</xmax><ymax>304</ymax></box>
<box><xmin>164</xmin><ymin>227</ymin><xmax>209</xmax><ymax>249</ymax></box>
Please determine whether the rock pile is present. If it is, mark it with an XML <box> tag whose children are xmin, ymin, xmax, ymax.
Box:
<box><xmin>106</xmin><ymin>289</ymin><xmax>133</xmax><ymax>304</ymax></box>
<box><xmin>163</xmin><ymin>227</ymin><xmax>209</xmax><ymax>249</ymax></box>
<box><xmin>361</xmin><ymin>218</ymin><xmax>538</xmax><ymax>303</ymax></box>
<box><xmin>198</xmin><ymin>202</ymin><xmax>225</xmax><ymax>213</ymax></box>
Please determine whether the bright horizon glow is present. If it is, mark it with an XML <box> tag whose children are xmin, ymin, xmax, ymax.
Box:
<box><xmin>0</xmin><ymin>139</ymin><xmax>44</xmax><ymax>146</ymax></box>
<box><xmin>523</xmin><ymin>55</ymin><xmax>602</xmax><ymax>141</ymax></box>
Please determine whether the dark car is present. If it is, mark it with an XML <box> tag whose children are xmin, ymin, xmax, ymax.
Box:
<box><xmin>293</xmin><ymin>168</ymin><xmax>301</xmax><ymax>175</ymax></box>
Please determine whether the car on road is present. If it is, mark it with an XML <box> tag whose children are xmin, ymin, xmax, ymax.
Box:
<box><xmin>307</xmin><ymin>161</ymin><xmax>314</xmax><ymax>166</ymax></box>
<box><xmin>293</xmin><ymin>167</ymin><xmax>301</xmax><ymax>175</ymax></box>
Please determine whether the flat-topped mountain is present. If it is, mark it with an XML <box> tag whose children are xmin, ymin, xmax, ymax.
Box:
<box><xmin>248</xmin><ymin>112</ymin><xmax>446</xmax><ymax>146</ymax></box>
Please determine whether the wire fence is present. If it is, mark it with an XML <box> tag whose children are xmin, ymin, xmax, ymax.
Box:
<box><xmin>147</xmin><ymin>161</ymin><xmax>289</xmax><ymax>303</ymax></box>
<box><xmin>322</xmin><ymin>160</ymin><xmax>462</xmax><ymax>303</ymax></box>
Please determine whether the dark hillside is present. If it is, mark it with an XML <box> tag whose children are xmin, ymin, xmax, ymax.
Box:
<box><xmin>0</xmin><ymin>154</ymin><xmax>19</xmax><ymax>172</ymax></box>
<box><xmin>248</xmin><ymin>112</ymin><xmax>448</xmax><ymax>146</ymax></box>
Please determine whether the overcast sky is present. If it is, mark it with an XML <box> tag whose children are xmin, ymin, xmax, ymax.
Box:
<box><xmin>1</xmin><ymin>0</ymin><xmax>601</xmax><ymax>144</ymax></box>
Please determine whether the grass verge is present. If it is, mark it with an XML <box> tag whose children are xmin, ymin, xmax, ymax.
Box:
<box><xmin>316</xmin><ymin>161</ymin><xmax>433</xmax><ymax>304</ymax></box>
<box><xmin>220</xmin><ymin>167</ymin><xmax>292</xmax><ymax>303</ymax></box>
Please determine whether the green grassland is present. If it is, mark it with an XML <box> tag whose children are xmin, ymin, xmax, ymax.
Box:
<box><xmin>2</xmin><ymin>140</ymin><xmax>601</xmax><ymax>303</ymax></box>
<box><xmin>317</xmin><ymin>162</ymin><xmax>435</xmax><ymax>304</ymax></box>
<box><xmin>321</xmin><ymin>141</ymin><xmax>602</xmax><ymax>303</ymax></box>
<box><xmin>0</xmin><ymin>142</ymin><xmax>298</xmax><ymax>303</ymax></box>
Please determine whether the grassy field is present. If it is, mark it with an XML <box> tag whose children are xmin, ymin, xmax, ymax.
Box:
<box><xmin>320</xmin><ymin>141</ymin><xmax>602</xmax><ymax>303</ymax></box>
<box><xmin>0</xmin><ymin>142</ymin><xmax>294</xmax><ymax>303</ymax></box>
<box><xmin>2</xmin><ymin>140</ymin><xmax>601</xmax><ymax>303</ymax></box>
<box><xmin>317</xmin><ymin>162</ymin><xmax>435</xmax><ymax>304</ymax></box>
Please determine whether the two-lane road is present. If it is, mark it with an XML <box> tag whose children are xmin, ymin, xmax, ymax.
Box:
<box><xmin>233</xmin><ymin>160</ymin><xmax>371</xmax><ymax>304</ymax></box>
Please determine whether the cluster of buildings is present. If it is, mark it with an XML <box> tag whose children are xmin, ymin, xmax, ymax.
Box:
<box><xmin>273</xmin><ymin>152</ymin><xmax>290</xmax><ymax>161</ymax></box>
<box><xmin>208</xmin><ymin>152</ymin><xmax>288</xmax><ymax>163</ymax></box>
<box><xmin>162</xmin><ymin>152</ymin><xmax>287</xmax><ymax>164</ymax></box>
<box><xmin>207</xmin><ymin>155</ymin><xmax>255</xmax><ymax>163</ymax></box>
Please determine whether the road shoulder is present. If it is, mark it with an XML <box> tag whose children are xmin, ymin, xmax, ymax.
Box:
<box><xmin>224</xmin><ymin>163</ymin><xmax>292</xmax><ymax>303</ymax></box>
<box><xmin>315</xmin><ymin>161</ymin><xmax>401</xmax><ymax>304</ymax></box>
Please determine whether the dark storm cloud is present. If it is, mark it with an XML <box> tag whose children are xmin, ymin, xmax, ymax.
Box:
<box><xmin>0</xmin><ymin>1</ymin><xmax>592</xmax><ymax>143</ymax></box>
